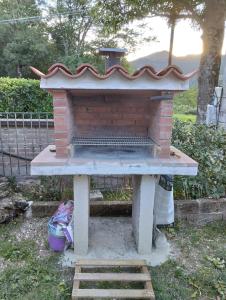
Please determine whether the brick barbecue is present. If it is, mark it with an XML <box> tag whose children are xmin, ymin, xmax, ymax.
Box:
<box><xmin>30</xmin><ymin>49</ymin><xmax>198</xmax><ymax>259</ymax></box>
<box><xmin>31</xmin><ymin>48</ymin><xmax>196</xmax><ymax>161</ymax></box>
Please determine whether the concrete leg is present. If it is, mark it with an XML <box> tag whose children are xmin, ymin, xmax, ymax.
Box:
<box><xmin>73</xmin><ymin>175</ymin><xmax>90</xmax><ymax>255</ymax></box>
<box><xmin>132</xmin><ymin>175</ymin><xmax>156</xmax><ymax>255</ymax></box>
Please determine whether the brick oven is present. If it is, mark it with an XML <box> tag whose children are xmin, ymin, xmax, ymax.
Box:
<box><xmin>30</xmin><ymin>48</ymin><xmax>198</xmax><ymax>259</ymax></box>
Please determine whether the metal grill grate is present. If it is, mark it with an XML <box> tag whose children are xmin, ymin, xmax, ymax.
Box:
<box><xmin>72</xmin><ymin>136</ymin><xmax>154</xmax><ymax>146</ymax></box>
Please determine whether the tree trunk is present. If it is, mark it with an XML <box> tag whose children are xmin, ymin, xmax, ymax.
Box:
<box><xmin>197</xmin><ymin>0</ymin><xmax>226</xmax><ymax>123</ymax></box>
<box><xmin>16</xmin><ymin>64</ymin><xmax>22</xmax><ymax>78</ymax></box>
<box><xmin>168</xmin><ymin>18</ymin><xmax>175</xmax><ymax>66</ymax></box>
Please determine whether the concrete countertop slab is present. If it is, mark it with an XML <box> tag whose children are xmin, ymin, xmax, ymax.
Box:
<box><xmin>31</xmin><ymin>145</ymin><xmax>198</xmax><ymax>176</ymax></box>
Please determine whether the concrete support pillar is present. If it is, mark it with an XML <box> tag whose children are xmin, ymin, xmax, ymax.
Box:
<box><xmin>219</xmin><ymin>96</ymin><xmax>226</xmax><ymax>130</ymax></box>
<box><xmin>73</xmin><ymin>175</ymin><xmax>90</xmax><ymax>255</ymax></box>
<box><xmin>132</xmin><ymin>175</ymin><xmax>156</xmax><ymax>255</ymax></box>
<box><xmin>219</xmin><ymin>69</ymin><xmax>226</xmax><ymax>130</ymax></box>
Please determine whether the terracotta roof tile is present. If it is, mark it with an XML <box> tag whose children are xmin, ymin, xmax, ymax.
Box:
<box><xmin>30</xmin><ymin>63</ymin><xmax>198</xmax><ymax>81</ymax></box>
<box><xmin>133</xmin><ymin>65</ymin><xmax>157</xmax><ymax>76</ymax></box>
<box><xmin>48</xmin><ymin>63</ymin><xmax>72</xmax><ymax>75</ymax></box>
<box><xmin>75</xmin><ymin>64</ymin><xmax>99</xmax><ymax>74</ymax></box>
<box><xmin>157</xmin><ymin>65</ymin><xmax>183</xmax><ymax>76</ymax></box>
<box><xmin>106</xmin><ymin>64</ymin><xmax>129</xmax><ymax>75</ymax></box>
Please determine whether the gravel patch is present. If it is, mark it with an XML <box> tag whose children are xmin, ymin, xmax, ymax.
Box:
<box><xmin>0</xmin><ymin>256</ymin><xmax>26</xmax><ymax>273</ymax></box>
<box><xmin>13</xmin><ymin>217</ymin><xmax>51</xmax><ymax>258</ymax></box>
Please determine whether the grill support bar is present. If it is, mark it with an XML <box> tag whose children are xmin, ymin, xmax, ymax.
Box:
<box><xmin>71</xmin><ymin>136</ymin><xmax>155</xmax><ymax>147</ymax></box>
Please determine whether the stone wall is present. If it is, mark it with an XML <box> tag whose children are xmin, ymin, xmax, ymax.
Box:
<box><xmin>175</xmin><ymin>198</ymin><xmax>226</xmax><ymax>225</ymax></box>
<box><xmin>31</xmin><ymin>198</ymin><xmax>226</xmax><ymax>225</ymax></box>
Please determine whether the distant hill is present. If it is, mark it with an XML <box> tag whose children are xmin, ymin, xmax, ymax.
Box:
<box><xmin>130</xmin><ymin>51</ymin><xmax>201</xmax><ymax>87</ymax></box>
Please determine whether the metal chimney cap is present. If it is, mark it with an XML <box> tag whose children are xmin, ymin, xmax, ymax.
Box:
<box><xmin>98</xmin><ymin>48</ymin><xmax>127</xmax><ymax>57</ymax></box>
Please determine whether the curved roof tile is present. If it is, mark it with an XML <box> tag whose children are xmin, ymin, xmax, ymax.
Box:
<box><xmin>75</xmin><ymin>63</ymin><xmax>99</xmax><ymax>74</ymax></box>
<box><xmin>106</xmin><ymin>64</ymin><xmax>129</xmax><ymax>75</ymax></box>
<box><xmin>133</xmin><ymin>65</ymin><xmax>157</xmax><ymax>76</ymax></box>
<box><xmin>157</xmin><ymin>65</ymin><xmax>183</xmax><ymax>76</ymax></box>
<box><xmin>30</xmin><ymin>63</ymin><xmax>198</xmax><ymax>81</ymax></box>
<box><xmin>48</xmin><ymin>63</ymin><xmax>72</xmax><ymax>75</ymax></box>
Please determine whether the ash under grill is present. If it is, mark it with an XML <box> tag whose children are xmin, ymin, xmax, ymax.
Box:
<box><xmin>72</xmin><ymin>136</ymin><xmax>155</xmax><ymax>146</ymax></box>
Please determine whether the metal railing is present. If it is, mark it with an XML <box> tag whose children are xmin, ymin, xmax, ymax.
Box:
<box><xmin>0</xmin><ymin>112</ymin><xmax>54</xmax><ymax>176</ymax></box>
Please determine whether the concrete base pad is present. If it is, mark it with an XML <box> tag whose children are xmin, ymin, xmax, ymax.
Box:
<box><xmin>61</xmin><ymin>217</ymin><xmax>170</xmax><ymax>267</ymax></box>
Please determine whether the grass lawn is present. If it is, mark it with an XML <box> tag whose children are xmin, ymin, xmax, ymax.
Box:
<box><xmin>0</xmin><ymin>218</ymin><xmax>73</xmax><ymax>300</ymax></box>
<box><xmin>152</xmin><ymin>222</ymin><xmax>226</xmax><ymax>299</ymax></box>
<box><xmin>0</xmin><ymin>218</ymin><xmax>225</xmax><ymax>299</ymax></box>
<box><xmin>173</xmin><ymin>113</ymin><xmax>196</xmax><ymax>122</ymax></box>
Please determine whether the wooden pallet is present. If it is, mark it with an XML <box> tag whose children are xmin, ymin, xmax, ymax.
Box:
<box><xmin>72</xmin><ymin>259</ymin><xmax>155</xmax><ymax>299</ymax></box>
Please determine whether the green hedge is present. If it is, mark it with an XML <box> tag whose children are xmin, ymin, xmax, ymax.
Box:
<box><xmin>0</xmin><ymin>77</ymin><xmax>52</xmax><ymax>112</ymax></box>
<box><xmin>0</xmin><ymin>77</ymin><xmax>197</xmax><ymax>115</ymax></box>
<box><xmin>172</xmin><ymin>120</ymin><xmax>226</xmax><ymax>199</ymax></box>
<box><xmin>173</xmin><ymin>88</ymin><xmax>197</xmax><ymax>115</ymax></box>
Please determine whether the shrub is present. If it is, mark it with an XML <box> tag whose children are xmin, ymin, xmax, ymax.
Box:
<box><xmin>172</xmin><ymin>120</ymin><xmax>226</xmax><ymax>199</ymax></box>
<box><xmin>173</xmin><ymin>88</ymin><xmax>197</xmax><ymax>115</ymax></box>
<box><xmin>21</xmin><ymin>176</ymin><xmax>73</xmax><ymax>202</ymax></box>
<box><xmin>0</xmin><ymin>77</ymin><xmax>52</xmax><ymax>112</ymax></box>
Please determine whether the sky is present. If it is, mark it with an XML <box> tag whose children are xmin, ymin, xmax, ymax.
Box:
<box><xmin>127</xmin><ymin>17</ymin><xmax>226</xmax><ymax>61</ymax></box>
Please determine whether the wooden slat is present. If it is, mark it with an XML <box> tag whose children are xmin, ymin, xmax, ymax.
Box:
<box><xmin>72</xmin><ymin>260</ymin><xmax>155</xmax><ymax>300</ymax></box>
<box><xmin>74</xmin><ymin>272</ymin><xmax>150</xmax><ymax>282</ymax></box>
<box><xmin>72</xmin><ymin>288</ymin><xmax>154</xmax><ymax>299</ymax></box>
<box><xmin>74</xmin><ymin>266</ymin><xmax>81</xmax><ymax>289</ymax></box>
<box><xmin>142</xmin><ymin>266</ymin><xmax>155</xmax><ymax>299</ymax></box>
<box><xmin>76</xmin><ymin>259</ymin><xmax>146</xmax><ymax>267</ymax></box>
<box><xmin>73</xmin><ymin>266</ymin><xmax>81</xmax><ymax>300</ymax></box>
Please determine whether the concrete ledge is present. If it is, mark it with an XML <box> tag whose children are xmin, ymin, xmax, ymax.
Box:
<box><xmin>31</xmin><ymin>198</ymin><xmax>226</xmax><ymax>225</ymax></box>
<box><xmin>31</xmin><ymin>201</ymin><xmax>59</xmax><ymax>217</ymax></box>
<box><xmin>90</xmin><ymin>201</ymin><xmax>131</xmax><ymax>217</ymax></box>
<box><xmin>31</xmin><ymin>146</ymin><xmax>198</xmax><ymax>176</ymax></box>
<box><xmin>31</xmin><ymin>200</ymin><xmax>132</xmax><ymax>217</ymax></box>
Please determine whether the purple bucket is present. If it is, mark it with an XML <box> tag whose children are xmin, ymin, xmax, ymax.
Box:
<box><xmin>48</xmin><ymin>234</ymin><xmax>65</xmax><ymax>252</ymax></box>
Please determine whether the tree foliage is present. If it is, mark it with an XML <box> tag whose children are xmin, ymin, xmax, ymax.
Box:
<box><xmin>0</xmin><ymin>0</ymin><xmax>157</xmax><ymax>77</ymax></box>
<box><xmin>48</xmin><ymin>0</ymin><xmax>96</xmax><ymax>57</ymax></box>
<box><xmin>0</xmin><ymin>0</ymin><xmax>225</xmax><ymax>125</ymax></box>
<box><xmin>0</xmin><ymin>0</ymin><xmax>56</xmax><ymax>78</ymax></box>
<box><xmin>47</xmin><ymin>0</ymin><xmax>155</xmax><ymax>69</ymax></box>
<box><xmin>98</xmin><ymin>0</ymin><xmax>226</xmax><ymax>124</ymax></box>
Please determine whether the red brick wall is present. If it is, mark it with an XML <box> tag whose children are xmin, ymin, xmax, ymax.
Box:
<box><xmin>148</xmin><ymin>97</ymin><xmax>173</xmax><ymax>157</ymax></box>
<box><xmin>52</xmin><ymin>90</ymin><xmax>74</xmax><ymax>157</ymax></box>
<box><xmin>73</xmin><ymin>95</ymin><xmax>151</xmax><ymax>137</ymax></box>
<box><xmin>159</xmin><ymin>100</ymin><xmax>173</xmax><ymax>157</ymax></box>
<box><xmin>52</xmin><ymin>92</ymin><xmax>173</xmax><ymax>158</ymax></box>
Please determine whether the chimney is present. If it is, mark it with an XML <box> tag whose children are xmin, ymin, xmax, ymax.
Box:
<box><xmin>99</xmin><ymin>48</ymin><xmax>127</xmax><ymax>70</ymax></box>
